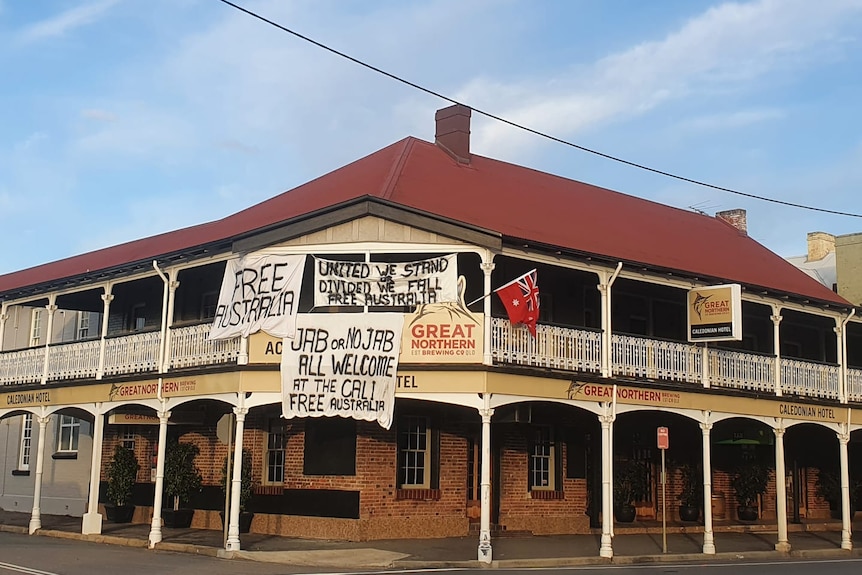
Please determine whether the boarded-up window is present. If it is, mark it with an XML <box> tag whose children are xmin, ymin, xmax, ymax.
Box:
<box><xmin>303</xmin><ymin>418</ymin><xmax>356</xmax><ymax>476</ymax></box>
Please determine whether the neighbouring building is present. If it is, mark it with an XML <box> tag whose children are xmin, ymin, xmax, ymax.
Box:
<box><xmin>788</xmin><ymin>230</ymin><xmax>862</xmax><ymax>307</ymax></box>
<box><xmin>1</xmin><ymin>105</ymin><xmax>861</xmax><ymax>562</ymax></box>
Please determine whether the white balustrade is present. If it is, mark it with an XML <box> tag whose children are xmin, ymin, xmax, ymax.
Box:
<box><xmin>46</xmin><ymin>339</ymin><xmax>101</xmax><ymax>381</ymax></box>
<box><xmin>0</xmin><ymin>347</ymin><xmax>44</xmax><ymax>385</ymax></box>
<box><xmin>780</xmin><ymin>359</ymin><xmax>840</xmax><ymax>400</ymax></box>
<box><xmin>0</xmin><ymin>315</ymin><xmax>854</xmax><ymax>409</ymax></box>
<box><xmin>491</xmin><ymin>317</ymin><xmax>601</xmax><ymax>373</ymax></box>
<box><xmin>611</xmin><ymin>334</ymin><xmax>702</xmax><ymax>383</ymax></box>
<box><xmin>707</xmin><ymin>348</ymin><xmax>774</xmax><ymax>393</ymax></box>
<box><xmin>170</xmin><ymin>324</ymin><xmax>240</xmax><ymax>368</ymax></box>
<box><xmin>848</xmin><ymin>368</ymin><xmax>862</xmax><ymax>403</ymax></box>
<box><xmin>102</xmin><ymin>331</ymin><xmax>161</xmax><ymax>376</ymax></box>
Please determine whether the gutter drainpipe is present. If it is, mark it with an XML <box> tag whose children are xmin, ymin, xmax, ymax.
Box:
<box><xmin>841</xmin><ymin>308</ymin><xmax>856</xmax><ymax>403</ymax></box>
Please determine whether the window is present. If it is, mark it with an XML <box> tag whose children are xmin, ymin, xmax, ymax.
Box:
<box><xmin>303</xmin><ymin>418</ymin><xmax>356</xmax><ymax>476</ymax></box>
<box><xmin>57</xmin><ymin>415</ymin><xmax>80</xmax><ymax>453</ymax></box>
<box><xmin>30</xmin><ymin>308</ymin><xmax>43</xmax><ymax>346</ymax></box>
<box><xmin>77</xmin><ymin>312</ymin><xmax>91</xmax><ymax>339</ymax></box>
<box><xmin>529</xmin><ymin>426</ymin><xmax>556</xmax><ymax>491</ymax></box>
<box><xmin>200</xmin><ymin>291</ymin><xmax>219</xmax><ymax>320</ymax></box>
<box><xmin>129</xmin><ymin>304</ymin><xmax>147</xmax><ymax>332</ymax></box>
<box><xmin>120</xmin><ymin>429</ymin><xmax>135</xmax><ymax>450</ymax></box>
<box><xmin>266</xmin><ymin>420</ymin><xmax>288</xmax><ymax>484</ymax></box>
<box><xmin>18</xmin><ymin>414</ymin><xmax>33</xmax><ymax>471</ymax></box>
<box><xmin>398</xmin><ymin>416</ymin><xmax>431</xmax><ymax>488</ymax></box>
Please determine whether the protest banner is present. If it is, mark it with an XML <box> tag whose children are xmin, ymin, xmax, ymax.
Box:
<box><xmin>209</xmin><ymin>253</ymin><xmax>306</xmax><ymax>340</ymax></box>
<box><xmin>313</xmin><ymin>254</ymin><xmax>457</xmax><ymax>307</ymax></box>
<box><xmin>281</xmin><ymin>313</ymin><xmax>404</xmax><ymax>429</ymax></box>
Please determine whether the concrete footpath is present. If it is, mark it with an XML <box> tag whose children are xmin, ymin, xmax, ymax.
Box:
<box><xmin>2</xmin><ymin>510</ymin><xmax>861</xmax><ymax>569</ymax></box>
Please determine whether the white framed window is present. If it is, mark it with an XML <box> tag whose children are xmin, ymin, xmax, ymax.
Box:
<box><xmin>120</xmin><ymin>429</ymin><xmax>135</xmax><ymax>450</ymax></box>
<box><xmin>266</xmin><ymin>420</ymin><xmax>287</xmax><ymax>484</ymax></box>
<box><xmin>129</xmin><ymin>303</ymin><xmax>146</xmax><ymax>332</ymax></box>
<box><xmin>529</xmin><ymin>426</ymin><xmax>555</xmax><ymax>491</ymax></box>
<box><xmin>18</xmin><ymin>413</ymin><xmax>33</xmax><ymax>471</ymax></box>
<box><xmin>77</xmin><ymin>312</ymin><xmax>91</xmax><ymax>339</ymax></box>
<box><xmin>201</xmin><ymin>291</ymin><xmax>219</xmax><ymax>320</ymax></box>
<box><xmin>30</xmin><ymin>308</ymin><xmax>43</xmax><ymax>347</ymax></box>
<box><xmin>398</xmin><ymin>416</ymin><xmax>431</xmax><ymax>489</ymax></box>
<box><xmin>56</xmin><ymin>415</ymin><xmax>80</xmax><ymax>453</ymax></box>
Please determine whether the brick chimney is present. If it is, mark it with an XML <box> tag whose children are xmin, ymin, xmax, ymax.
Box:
<box><xmin>716</xmin><ymin>209</ymin><xmax>747</xmax><ymax>235</ymax></box>
<box><xmin>435</xmin><ymin>104</ymin><xmax>471</xmax><ymax>164</ymax></box>
<box><xmin>806</xmin><ymin>231</ymin><xmax>835</xmax><ymax>262</ymax></box>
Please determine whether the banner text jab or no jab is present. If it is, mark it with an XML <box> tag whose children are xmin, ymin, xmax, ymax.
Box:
<box><xmin>281</xmin><ymin>314</ymin><xmax>403</xmax><ymax>428</ymax></box>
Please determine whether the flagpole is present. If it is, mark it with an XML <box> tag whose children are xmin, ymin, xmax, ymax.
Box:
<box><xmin>467</xmin><ymin>292</ymin><xmax>493</xmax><ymax>307</ymax></box>
<box><xmin>470</xmin><ymin>269</ymin><xmax>537</xmax><ymax>307</ymax></box>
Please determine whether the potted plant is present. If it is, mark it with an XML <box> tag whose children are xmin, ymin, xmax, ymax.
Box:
<box><xmin>105</xmin><ymin>444</ymin><xmax>140</xmax><ymax>523</ymax></box>
<box><xmin>614</xmin><ymin>460</ymin><xmax>649</xmax><ymax>523</ymax></box>
<box><xmin>220</xmin><ymin>448</ymin><xmax>255</xmax><ymax>533</ymax></box>
<box><xmin>163</xmin><ymin>440</ymin><xmax>202</xmax><ymax>528</ymax></box>
<box><xmin>731</xmin><ymin>463</ymin><xmax>769</xmax><ymax>521</ymax></box>
<box><xmin>676</xmin><ymin>462</ymin><xmax>702</xmax><ymax>522</ymax></box>
<box><xmin>816</xmin><ymin>468</ymin><xmax>860</xmax><ymax>520</ymax></box>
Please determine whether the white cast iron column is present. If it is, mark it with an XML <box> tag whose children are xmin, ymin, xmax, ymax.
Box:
<box><xmin>82</xmin><ymin>407</ymin><xmax>105</xmax><ymax>534</ymax></box>
<box><xmin>161</xmin><ymin>276</ymin><xmax>180</xmax><ymax>372</ymax></box>
<box><xmin>773</xmin><ymin>421</ymin><xmax>790</xmax><ymax>552</ymax></box>
<box><xmin>771</xmin><ymin>309</ymin><xmax>782</xmax><ymax>397</ymax></box>
<box><xmin>148</xmin><ymin>409</ymin><xmax>171</xmax><ymax>548</ymax></box>
<box><xmin>599</xmin><ymin>411</ymin><xmax>614</xmax><ymax>558</ymax></box>
<box><xmin>839</xmin><ymin>424</ymin><xmax>852</xmax><ymax>550</ymax></box>
<box><xmin>96</xmin><ymin>290</ymin><xmax>113</xmax><ymax>379</ymax></box>
<box><xmin>700</xmin><ymin>419</ymin><xmax>715</xmax><ymax>554</ymax></box>
<box><xmin>481</xmin><ymin>260</ymin><xmax>495</xmax><ymax>366</ymax></box>
<box><xmin>29</xmin><ymin>414</ymin><xmax>50</xmax><ymax>534</ymax></box>
<box><xmin>226</xmin><ymin>406</ymin><xmax>248</xmax><ymax>551</ymax></box>
<box><xmin>41</xmin><ymin>302</ymin><xmax>57</xmax><ymax>385</ymax></box>
<box><xmin>477</xmin><ymin>396</ymin><xmax>494</xmax><ymax>563</ymax></box>
<box><xmin>835</xmin><ymin>320</ymin><xmax>846</xmax><ymax>403</ymax></box>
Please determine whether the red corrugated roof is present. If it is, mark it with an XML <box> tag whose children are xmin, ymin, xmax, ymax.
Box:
<box><xmin>0</xmin><ymin>136</ymin><xmax>848</xmax><ymax>307</ymax></box>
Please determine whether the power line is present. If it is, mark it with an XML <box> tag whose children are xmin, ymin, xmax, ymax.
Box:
<box><xmin>215</xmin><ymin>0</ymin><xmax>862</xmax><ymax>220</ymax></box>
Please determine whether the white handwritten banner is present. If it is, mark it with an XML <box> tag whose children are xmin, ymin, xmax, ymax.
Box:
<box><xmin>313</xmin><ymin>254</ymin><xmax>457</xmax><ymax>307</ymax></box>
<box><xmin>209</xmin><ymin>253</ymin><xmax>306</xmax><ymax>340</ymax></box>
<box><xmin>281</xmin><ymin>313</ymin><xmax>404</xmax><ymax>429</ymax></box>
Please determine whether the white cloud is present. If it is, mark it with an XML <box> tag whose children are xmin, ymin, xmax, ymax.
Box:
<box><xmin>468</xmin><ymin>0</ymin><xmax>862</xmax><ymax>159</ymax></box>
<box><xmin>18</xmin><ymin>0</ymin><xmax>118</xmax><ymax>43</ymax></box>
<box><xmin>678</xmin><ymin>108</ymin><xmax>785</xmax><ymax>132</ymax></box>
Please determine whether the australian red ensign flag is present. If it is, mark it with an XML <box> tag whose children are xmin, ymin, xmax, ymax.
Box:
<box><xmin>494</xmin><ymin>269</ymin><xmax>539</xmax><ymax>337</ymax></box>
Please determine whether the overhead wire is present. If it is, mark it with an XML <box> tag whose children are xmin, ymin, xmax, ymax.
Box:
<box><xmin>215</xmin><ymin>0</ymin><xmax>862</xmax><ymax>219</ymax></box>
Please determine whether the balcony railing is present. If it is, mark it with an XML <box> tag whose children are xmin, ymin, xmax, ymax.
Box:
<box><xmin>169</xmin><ymin>323</ymin><xmax>241</xmax><ymax>369</ymax></box>
<box><xmin>781</xmin><ymin>358</ymin><xmax>840</xmax><ymax>400</ymax></box>
<box><xmin>0</xmin><ymin>318</ymin><xmax>853</xmax><ymax>405</ymax></box>
<box><xmin>0</xmin><ymin>347</ymin><xmax>44</xmax><ymax>386</ymax></box>
<box><xmin>490</xmin><ymin>318</ymin><xmax>845</xmax><ymax>402</ymax></box>
<box><xmin>492</xmin><ymin>320</ymin><xmax>601</xmax><ymax>373</ymax></box>
<box><xmin>0</xmin><ymin>324</ymin><xmax>240</xmax><ymax>385</ymax></box>
<box><xmin>49</xmin><ymin>338</ymin><xmax>101</xmax><ymax>381</ymax></box>
<box><xmin>612</xmin><ymin>334</ymin><xmax>702</xmax><ymax>383</ymax></box>
<box><xmin>846</xmin><ymin>368</ymin><xmax>862</xmax><ymax>403</ymax></box>
<box><xmin>707</xmin><ymin>348</ymin><xmax>774</xmax><ymax>394</ymax></box>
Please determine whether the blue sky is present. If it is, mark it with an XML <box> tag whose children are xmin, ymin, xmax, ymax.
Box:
<box><xmin>1</xmin><ymin>0</ymin><xmax>861</xmax><ymax>275</ymax></box>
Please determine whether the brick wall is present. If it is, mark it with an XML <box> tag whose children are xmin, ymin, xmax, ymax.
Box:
<box><xmin>496</xmin><ymin>426</ymin><xmax>590</xmax><ymax>534</ymax></box>
<box><xmin>99</xmin><ymin>411</ymin><xmax>842</xmax><ymax>540</ymax></box>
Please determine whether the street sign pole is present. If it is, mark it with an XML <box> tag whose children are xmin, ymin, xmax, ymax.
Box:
<box><xmin>657</xmin><ymin>427</ymin><xmax>669</xmax><ymax>554</ymax></box>
<box><xmin>661</xmin><ymin>447</ymin><xmax>667</xmax><ymax>554</ymax></box>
